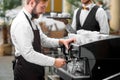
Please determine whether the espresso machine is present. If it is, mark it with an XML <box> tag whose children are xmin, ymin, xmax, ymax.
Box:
<box><xmin>55</xmin><ymin>44</ymin><xmax>91</xmax><ymax>80</ymax></box>
<box><xmin>55</xmin><ymin>35</ymin><xmax>120</xmax><ymax>80</ymax></box>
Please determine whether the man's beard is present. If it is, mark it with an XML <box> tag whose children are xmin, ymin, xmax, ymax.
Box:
<box><xmin>31</xmin><ymin>12</ymin><xmax>39</xmax><ymax>19</ymax></box>
<box><xmin>31</xmin><ymin>4</ymin><xmax>39</xmax><ymax>19</ymax></box>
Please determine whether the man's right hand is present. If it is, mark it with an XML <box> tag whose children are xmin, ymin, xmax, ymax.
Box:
<box><xmin>54</xmin><ymin>58</ymin><xmax>66</xmax><ymax>68</ymax></box>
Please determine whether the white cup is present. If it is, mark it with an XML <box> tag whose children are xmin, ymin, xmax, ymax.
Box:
<box><xmin>62</xmin><ymin>12</ymin><xmax>70</xmax><ymax>17</ymax></box>
<box><xmin>58</xmin><ymin>13</ymin><xmax>62</xmax><ymax>17</ymax></box>
<box><xmin>50</xmin><ymin>12</ymin><xmax>57</xmax><ymax>17</ymax></box>
<box><xmin>68</xmin><ymin>33</ymin><xmax>76</xmax><ymax>39</ymax></box>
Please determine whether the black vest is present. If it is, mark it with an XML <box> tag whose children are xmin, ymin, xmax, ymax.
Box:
<box><xmin>76</xmin><ymin>5</ymin><xmax>100</xmax><ymax>31</ymax></box>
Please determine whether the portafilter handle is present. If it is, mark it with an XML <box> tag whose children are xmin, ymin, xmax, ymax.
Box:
<box><xmin>60</xmin><ymin>43</ymin><xmax>73</xmax><ymax>62</ymax></box>
<box><xmin>60</xmin><ymin>45</ymin><xmax>68</xmax><ymax>61</ymax></box>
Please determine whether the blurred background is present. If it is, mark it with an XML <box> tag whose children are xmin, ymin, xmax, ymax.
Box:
<box><xmin>0</xmin><ymin>0</ymin><xmax>120</xmax><ymax>80</ymax></box>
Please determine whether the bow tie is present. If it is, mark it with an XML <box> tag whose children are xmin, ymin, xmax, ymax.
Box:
<box><xmin>82</xmin><ymin>6</ymin><xmax>89</xmax><ymax>10</ymax></box>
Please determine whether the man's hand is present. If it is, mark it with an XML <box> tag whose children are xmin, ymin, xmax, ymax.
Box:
<box><xmin>59</xmin><ymin>38</ymin><xmax>76</xmax><ymax>49</ymax></box>
<box><xmin>54</xmin><ymin>58</ymin><xmax>66</xmax><ymax>68</ymax></box>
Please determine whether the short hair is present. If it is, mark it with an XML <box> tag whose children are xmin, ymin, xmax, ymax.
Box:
<box><xmin>23</xmin><ymin>0</ymin><xmax>48</xmax><ymax>5</ymax></box>
<box><xmin>97</xmin><ymin>0</ymin><xmax>103</xmax><ymax>5</ymax></box>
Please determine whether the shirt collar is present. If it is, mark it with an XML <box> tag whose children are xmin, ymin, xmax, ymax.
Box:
<box><xmin>23</xmin><ymin>8</ymin><xmax>32</xmax><ymax>20</ymax></box>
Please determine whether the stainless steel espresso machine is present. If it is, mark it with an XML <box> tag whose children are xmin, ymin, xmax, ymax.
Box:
<box><xmin>55</xmin><ymin>35</ymin><xmax>120</xmax><ymax>80</ymax></box>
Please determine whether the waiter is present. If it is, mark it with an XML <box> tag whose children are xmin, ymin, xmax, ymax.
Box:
<box><xmin>10</xmin><ymin>0</ymin><xmax>75</xmax><ymax>80</ymax></box>
<box><xmin>71</xmin><ymin>0</ymin><xmax>110</xmax><ymax>34</ymax></box>
<box><xmin>71</xmin><ymin>0</ymin><xmax>110</xmax><ymax>71</ymax></box>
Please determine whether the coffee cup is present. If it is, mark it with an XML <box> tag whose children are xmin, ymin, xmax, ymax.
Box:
<box><xmin>50</xmin><ymin>12</ymin><xmax>57</xmax><ymax>17</ymax></box>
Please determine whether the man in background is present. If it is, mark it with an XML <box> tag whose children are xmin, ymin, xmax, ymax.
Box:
<box><xmin>71</xmin><ymin>0</ymin><xmax>110</xmax><ymax>34</ymax></box>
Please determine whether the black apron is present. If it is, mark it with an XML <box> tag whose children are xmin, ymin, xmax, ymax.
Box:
<box><xmin>13</xmin><ymin>12</ymin><xmax>45</xmax><ymax>80</ymax></box>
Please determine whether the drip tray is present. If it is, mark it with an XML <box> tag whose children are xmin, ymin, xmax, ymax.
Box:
<box><xmin>55</xmin><ymin>64</ymin><xmax>90</xmax><ymax>80</ymax></box>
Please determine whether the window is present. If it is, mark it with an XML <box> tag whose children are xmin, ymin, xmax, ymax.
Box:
<box><xmin>46</xmin><ymin>0</ymin><xmax>62</xmax><ymax>13</ymax></box>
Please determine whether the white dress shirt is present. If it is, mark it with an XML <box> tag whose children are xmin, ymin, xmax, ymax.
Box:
<box><xmin>71</xmin><ymin>3</ymin><xmax>110</xmax><ymax>34</ymax></box>
<box><xmin>10</xmin><ymin>8</ymin><xmax>60</xmax><ymax>66</ymax></box>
